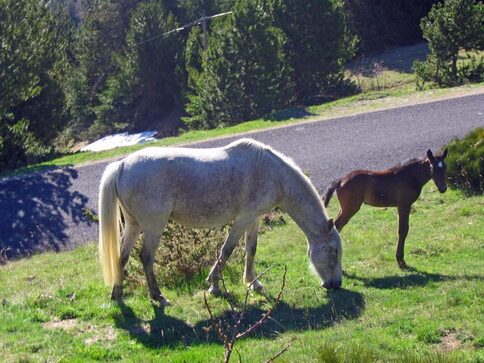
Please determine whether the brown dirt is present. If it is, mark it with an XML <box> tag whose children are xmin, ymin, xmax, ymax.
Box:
<box><xmin>42</xmin><ymin>318</ymin><xmax>78</xmax><ymax>330</ymax></box>
<box><xmin>439</xmin><ymin>330</ymin><xmax>462</xmax><ymax>352</ymax></box>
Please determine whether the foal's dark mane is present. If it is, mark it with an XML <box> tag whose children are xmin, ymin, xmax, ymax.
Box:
<box><xmin>387</xmin><ymin>157</ymin><xmax>426</xmax><ymax>172</ymax></box>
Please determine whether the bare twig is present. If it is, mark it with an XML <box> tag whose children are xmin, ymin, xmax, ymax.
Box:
<box><xmin>236</xmin><ymin>266</ymin><xmax>287</xmax><ymax>340</ymax></box>
<box><xmin>265</xmin><ymin>338</ymin><xmax>295</xmax><ymax>363</ymax></box>
<box><xmin>203</xmin><ymin>266</ymin><xmax>289</xmax><ymax>363</ymax></box>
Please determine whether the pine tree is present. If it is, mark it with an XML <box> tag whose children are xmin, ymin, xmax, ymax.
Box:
<box><xmin>95</xmin><ymin>1</ymin><xmax>184</xmax><ymax>133</ymax></box>
<box><xmin>269</xmin><ymin>0</ymin><xmax>356</xmax><ymax>104</ymax></box>
<box><xmin>185</xmin><ymin>0</ymin><xmax>292</xmax><ymax>128</ymax></box>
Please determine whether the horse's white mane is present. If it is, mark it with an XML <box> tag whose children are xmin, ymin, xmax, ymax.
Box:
<box><xmin>226</xmin><ymin>138</ymin><xmax>302</xmax><ymax>173</ymax></box>
<box><xmin>226</xmin><ymin>138</ymin><xmax>322</xmax><ymax>207</ymax></box>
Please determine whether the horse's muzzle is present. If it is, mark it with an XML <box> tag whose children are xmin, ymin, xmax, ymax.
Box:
<box><xmin>438</xmin><ymin>186</ymin><xmax>447</xmax><ymax>193</ymax></box>
<box><xmin>322</xmin><ymin>279</ymin><xmax>342</xmax><ymax>290</ymax></box>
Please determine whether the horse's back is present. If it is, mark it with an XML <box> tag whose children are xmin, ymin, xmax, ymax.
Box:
<box><xmin>115</xmin><ymin>143</ymin><xmax>280</xmax><ymax>228</ymax></box>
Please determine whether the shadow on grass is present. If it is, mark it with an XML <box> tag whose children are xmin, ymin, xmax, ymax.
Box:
<box><xmin>344</xmin><ymin>267</ymin><xmax>483</xmax><ymax>289</ymax></box>
<box><xmin>266</xmin><ymin>108</ymin><xmax>315</xmax><ymax>122</ymax></box>
<box><xmin>114</xmin><ymin>288</ymin><xmax>364</xmax><ymax>348</ymax></box>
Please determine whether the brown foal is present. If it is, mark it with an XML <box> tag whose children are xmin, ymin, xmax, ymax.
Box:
<box><xmin>323</xmin><ymin>149</ymin><xmax>448</xmax><ymax>269</ymax></box>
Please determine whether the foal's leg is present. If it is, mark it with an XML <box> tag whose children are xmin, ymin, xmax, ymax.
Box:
<box><xmin>111</xmin><ymin>219</ymin><xmax>142</xmax><ymax>300</ymax></box>
<box><xmin>396</xmin><ymin>204</ymin><xmax>411</xmax><ymax>269</ymax></box>
<box><xmin>140</xmin><ymin>218</ymin><xmax>170</xmax><ymax>305</ymax></box>
<box><xmin>243</xmin><ymin>218</ymin><xmax>264</xmax><ymax>291</ymax></box>
<box><xmin>207</xmin><ymin>219</ymin><xmax>249</xmax><ymax>295</ymax></box>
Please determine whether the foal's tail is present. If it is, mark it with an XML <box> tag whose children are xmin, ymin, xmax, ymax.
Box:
<box><xmin>98</xmin><ymin>161</ymin><xmax>123</xmax><ymax>287</ymax></box>
<box><xmin>322</xmin><ymin>178</ymin><xmax>342</xmax><ymax>207</ymax></box>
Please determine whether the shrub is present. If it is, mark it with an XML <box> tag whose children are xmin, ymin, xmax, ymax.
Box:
<box><xmin>444</xmin><ymin>128</ymin><xmax>484</xmax><ymax>194</ymax></box>
<box><xmin>126</xmin><ymin>210</ymin><xmax>286</xmax><ymax>289</ymax></box>
<box><xmin>414</xmin><ymin>0</ymin><xmax>484</xmax><ymax>88</ymax></box>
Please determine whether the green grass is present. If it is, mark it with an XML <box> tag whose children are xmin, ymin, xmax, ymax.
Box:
<box><xmin>1</xmin><ymin>185</ymin><xmax>483</xmax><ymax>362</ymax></box>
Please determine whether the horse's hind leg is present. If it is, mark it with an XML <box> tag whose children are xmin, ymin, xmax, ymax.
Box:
<box><xmin>396</xmin><ymin>204</ymin><xmax>411</xmax><ymax>269</ymax></box>
<box><xmin>111</xmin><ymin>218</ymin><xmax>141</xmax><ymax>300</ymax></box>
<box><xmin>243</xmin><ymin>218</ymin><xmax>263</xmax><ymax>291</ymax></box>
<box><xmin>140</xmin><ymin>218</ymin><xmax>170</xmax><ymax>305</ymax></box>
<box><xmin>207</xmin><ymin>219</ymin><xmax>249</xmax><ymax>295</ymax></box>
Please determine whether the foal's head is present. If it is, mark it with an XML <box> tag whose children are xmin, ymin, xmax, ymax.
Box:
<box><xmin>308</xmin><ymin>219</ymin><xmax>343</xmax><ymax>290</ymax></box>
<box><xmin>427</xmin><ymin>148</ymin><xmax>448</xmax><ymax>193</ymax></box>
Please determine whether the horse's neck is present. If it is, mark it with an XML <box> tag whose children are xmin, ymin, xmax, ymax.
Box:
<box><xmin>409</xmin><ymin>160</ymin><xmax>432</xmax><ymax>189</ymax></box>
<box><xmin>279</xmin><ymin>169</ymin><xmax>326</xmax><ymax>238</ymax></box>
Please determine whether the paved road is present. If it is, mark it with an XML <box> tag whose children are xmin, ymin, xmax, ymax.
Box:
<box><xmin>1</xmin><ymin>93</ymin><xmax>483</xmax><ymax>261</ymax></box>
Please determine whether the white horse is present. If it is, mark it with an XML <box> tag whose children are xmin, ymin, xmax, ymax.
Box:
<box><xmin>99</xmin><ymin>138</ymin><xmax>342</xmax><ymax>305</ymax></box>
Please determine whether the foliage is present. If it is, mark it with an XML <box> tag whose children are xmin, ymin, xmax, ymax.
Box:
<box><xmin>95</xmin><ymin>1</ymin><xmax>185</xmax><ymax>134</ymax></box>
<box><xmin>343</xmin><ymin>0</ymin><xmax>439</xmax><ymax>54</ymax></box>
<box><xmin>444</xmin><ymin>128</ymin><xmax>484</xmax><ymax>194</ymax></box>
<box><xmin>0</xmin><ymin>0</ymin><xmax>68</xmax><ymax>171</ymax></box>
<box><xmin>63</xmin><ymin>0</ymin><xmax>142</xmax><ymax>139</ymax></box>
<box><xmin>414</xmin><ymin>0</ymin><xmax>484</xmax><ymax>87</ymax></box>
<box><xmin>184</xmin><ymin>0</ymin><xmax>292</xmax><ymax>129</ymax></box>
<box><xmin>128</xmin><ymin>222</ymin><xmax>232</xmax><ymax>289</ymax></box>
<box><xmin>126</xmin><ymin>210</ymin><xmax>284</xmax><ymax>288</ymax></box>
<box><xmin>269</xmin><ymin>0</ymin><xmax>358</xmax><ymax>104</ymax></box>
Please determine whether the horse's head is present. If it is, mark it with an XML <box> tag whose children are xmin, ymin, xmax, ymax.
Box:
<box><xmin>308</xmin><ymin>219</ymin><xmax>343</xmax><ymax>290</ymax></box>
<box><xmin>427</xmin><ymin>148</ymin><xmax>448</xmax><ymax>193</ymax></box>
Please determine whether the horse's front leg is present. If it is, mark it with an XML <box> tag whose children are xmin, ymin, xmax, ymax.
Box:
<box><xmin>396</xmin><ymin>205</ymin><xmax>411</xmax><ymax>269</ymax></box>
<box><xmin>243</xmin><ymin>218</ymin><xmax>264</xmax><ymax>291</ymax></box>
<box><xmin>207</xmin><ymin>219</ymin><xmax>248</xmax><ymax>295</ymax></box>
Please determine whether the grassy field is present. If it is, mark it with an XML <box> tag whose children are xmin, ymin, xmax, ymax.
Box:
<box><xmin>1</xmin><ymin>184</ymin><xmax>482</xmax><ymax>362</ymax></box>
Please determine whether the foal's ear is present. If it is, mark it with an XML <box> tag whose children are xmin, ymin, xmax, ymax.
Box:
<box><xmin>442</xmin><ymin>148</ymin><xmax>448</xmax><ymax>159</ymax></box>
<box><xmin>327</xmin><ymin>218</ymin><xmax>334</xmax><ymax>231</ymax></box>
<box><xmin>427</xmin><ymin>149</ymin><xmax>436</xmax><ymax>163</ymax></box>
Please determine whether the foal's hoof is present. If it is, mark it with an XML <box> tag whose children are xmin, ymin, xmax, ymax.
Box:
<box><xmin>397</xmin><ymin>260</ymin><xmax>408</xmax><ymax>270</ymax></box>
<box><xmin>208</xmin><ymin>285</ymin><xmax>222</xmax><ymax>296</ymax></box>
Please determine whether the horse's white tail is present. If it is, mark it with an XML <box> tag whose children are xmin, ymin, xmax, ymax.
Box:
<box><xmin>98</xmin><ymin>161</ymin><xmax>123</xmax><ymax>287</ymax></box>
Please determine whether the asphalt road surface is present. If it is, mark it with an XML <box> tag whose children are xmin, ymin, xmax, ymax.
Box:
<box><xmin>1</xmin><ymin>93</ymin><xmax>483</xmax><ymax>261</ymax></box>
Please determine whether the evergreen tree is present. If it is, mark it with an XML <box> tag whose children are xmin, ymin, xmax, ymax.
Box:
<box><xmin>269</xmin><ymin>0</ymin><xmax>356</xmax><ymax>104</ymax></box>
<box><xmin>414</xmin><ymin>0</ymin><xmax>484</xmax><ymax>87</ymax></box>
<box><xmin>0</xmin><ymin>0</ymin><xmax>68</xmax><ymax>171</ymax></box>
<box><xmin>96</xmin><ymin>1</ymin><xmax>184</xmax><ymax>133</ymax></box>
<box><xmin>185</xmin><ymin>0</ymin><xmax>292</xmax><ymax>128</ymax></box>
<box><xmin>64</xmin><ymin>0</ymin><xmax>141</xmax><ymax>138</ymax></box>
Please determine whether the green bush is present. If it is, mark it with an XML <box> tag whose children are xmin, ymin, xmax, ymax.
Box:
<box><xmin>444</xmin><ymin>128</ymin><xmax>484</xmax><ymax>194</ymax></box>
<box><xmin>126</xmin><ymin>210</ymin><xmax>286</xmax><ymax>289</ymax></box>
<box><xmin>414</xmin><ymin>0</ymin><xmax>484</xmax><ymax>88</ymax></box>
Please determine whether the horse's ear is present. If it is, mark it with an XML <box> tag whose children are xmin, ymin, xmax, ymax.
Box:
<box><xmin>427</xmin><ymin>149</ymin><xmax>436</xmax><ymax>163</ymax></box>
<box><xmin>327</xmin><ymin>218</ymin><xmax>334</xmax><ymax>231</ymax></box>
<box><xmin>442</xmin><ymin>148</ymin><xmax>448</xmax><ymax>159</ymax></box>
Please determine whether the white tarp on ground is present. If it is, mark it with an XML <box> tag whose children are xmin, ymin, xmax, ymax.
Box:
<box><xmin>80</xmin><ymin>131</ymin><xmax>158</xmax><ymax>152</ymax></box>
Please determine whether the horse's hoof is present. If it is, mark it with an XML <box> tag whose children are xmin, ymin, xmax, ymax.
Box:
<box><xmin>159</xmin><ymin>298</ymin><xmax>171</xmax><ymax>306</ymax></box>
<box><xmin>208</xmin><ymin>285</ymin><xmax>222</xmax><ymax>296</ymax></box>
<box><xmin>151</xmin><ymin>296</ymin><xmax>171</xmax><ymax>306</ymax></box>
<box><xmin>398</xmin><ymin>260</ymin><xmax>408</xmax><ymax>270</ymax></box>
<box><xmin>249</xmin><ymin>280</ymin><xmax>264</xmax><ymax>292</ymax></box>
<box><xmin>110</xmin><ymin>285</ymin><xmax>123</xmax><ymax>301</ymax></box>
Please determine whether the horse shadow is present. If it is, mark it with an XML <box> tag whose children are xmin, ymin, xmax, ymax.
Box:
<box><xmin>344</xmin><ymin>266</ymin><xmax>483</xmax><ymax>290</ymax></box>
<box><xmin>113</xmin><ymin>288</ymin><xmax>365</xmax><ymax>348</ymax></box>
<box><xmin>0</xmin><ymin>167</ymin><xmax>91</xmax><ymax>262</ymax></box>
